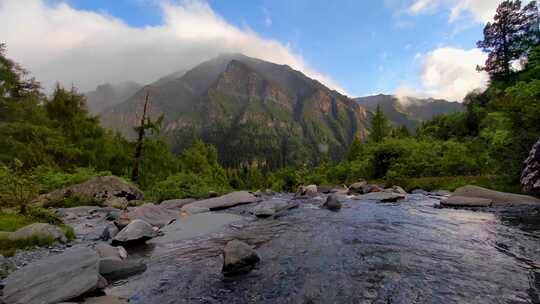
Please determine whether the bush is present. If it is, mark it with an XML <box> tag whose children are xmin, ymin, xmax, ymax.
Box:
<box><xmin>146</xmin><ymin>172</ymin><xmax>230</xmax><ymax>202</ymax></box>
<box><xmin>32</xmin><ymin>166</ymin><xmax>110</xmax><ymax>193</ymax></box>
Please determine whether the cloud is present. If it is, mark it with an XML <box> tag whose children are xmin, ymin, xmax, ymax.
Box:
<box><xmin>397</xmin><ymin>47</ymin><xmax>489</xmax><ymax>101</ymax></box>
<box><xmin>0</xmin><ymin>0</ymin><xmax>345</xmax><ymax>94</ymax></box>
<box><xmin>262</xmin><ymin>7</ymin><xmax>272</xmax><ymax>27</ymax></box>
<box><xmin>408</xmin><ymin>0</ymin><xmax>503</xmax><ymax>23</ymax></box>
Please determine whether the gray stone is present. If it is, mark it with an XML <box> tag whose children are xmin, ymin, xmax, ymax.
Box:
<box><xmin>8</xmin><ymin>223</ymin><xmax>67</xmax><ymax>244</ymax></box>
<box><xmin>323</xmin><ymin>194</ymin><xmax>342</xmax><ymax>211</ymax></box>
<box><xmin>100</xmin><ymin>224</ymin><xmax>119</xmax><ymax>242</ymax></box>
<box><xmin>412</xmin><ymin>189</ymin><xmax>428</xmax><ymax>195</ymax></box>
<box><xmin>222</xmin><ymin>240</ymin><xmax>260</xmax><ymax>276</ymax></box>
<box><xmin>159</xmin><ymin>198</ymin><xmax>195</xmax><ymax>210</ymax></box>
<box><xmin>354</xmin><ymin>192</ymin><xmax>406</xmax><ymax>202</ymax></box>
<box><xmin>35</xmin><ymin>176</ymin><xmax>143</xmax><ymax>208</ymax></box>
<box><xmin>389</xmin><ymin>186</ymin><xmax>408</xmax><ymax>195</ymax></box>
<box><xmin>94</xmin><ymin>243</ymin><xmax>127</xmax><ymax>261</ymax></box>
<box><xmin>252</xmin><ymin>199</ymin><xmax>298</xmax><ymax>217</ymax></box>
<box><xmin>98</xmin><ymin>258</ymin><xmax>146</xmax><ymax>281</ymax></box>
<box><xmin>441</xmin><ymin>196</ymin><xmax>493</xmax><ymax>207</ymax></box>
<box><xmin>0</xmin><ymin>255</ymin><xmax>16</xmax><ymax>278</ymax></box>
<box><xmin>522</xmin><ymin>138</ymin><xmax>540</xmax><ymax>197</ymax></box>
<box><xmin>453</xmin><ymin>185</ymin><xmax>540</xmax><ymax>206</ymax></box>
<box><xmin>181</xmin><ymin>191</ymin><xmax>258</xmax><ymax>212</ymax></box>
<box><xmin>124</xmin><ymin>203</ymin><xmax>179</xmax><ymax>227</ymax></box>
<box><xmin>83</xmin><ymin>295</ymin><xmax>129</xmax><ymax>304</ymax></box>
<box><xmin>150</xmin><ymin>213</ymin><xmax>243</xmax><ymax>244</ymax></box>
<box><xmin>2</xmin><ymin>247</ymin><xmax>101</xmax><ymax>304</ymax></box>
<box><xmin>296</xmin><ymin>185</ymin><xmax>318</xmax><ymax>197</ymax></box>
<box><xmin>112</xmin><ymin>219</ymin><xmax>157</xmax><ymax>245</ymax></box>
<box><xmin>348</xmin><ymin>181</ymin><xmax>368</xmax><ymax>194</ymax></box>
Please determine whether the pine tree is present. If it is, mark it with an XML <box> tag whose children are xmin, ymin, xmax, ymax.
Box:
<box><xmin>477</xmin><ymin>0</ymin><xmax>540</xmax><ymax>79</ymax></box>
<box><xmin>369</xmin><ymin>105</ymin><xmax>391</xmax><ymax>143</ymax></box>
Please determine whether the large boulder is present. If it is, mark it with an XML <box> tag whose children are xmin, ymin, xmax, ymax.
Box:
<box><xmin>159</xmin><ymin>198</ymin><xmax>195</xmax><ymax>210</ymax></box>
<box><xmin>348</xmin><ymin>181</ymin><xmax>368</xmax><ymax>194</ymax></box>
<box><xmin>453</xmin><ymin>185</ymin><xmax>540</xmax><ymax>206</ymax></box>
<box><xmin>8</xmin><ymin>223</ymin><xmax>67</xmax><ymax>244</ymax></box>
<box><xmin>94</xmin><ymin>243</ymin><xmax>127</xmax><ymax>261</ymax></box>
<box><xmin>441</xmin><ymin>196</ymin><xmax>493</xmax><ymax>207</ymax></box>
<box><xmin>2</xmin><ymin>247</ymin><xmax>101</xmax><ymax>304</ymax></box>
<box><xmin>181</xmin><ymin>191</ymin><xmax>258</xmax><ymax>212</ymax></box>
<box><xmin>98</xmin><ymin>258</ymin><xmax>146</xmax><ymax>281</ymax></box>
<box><xmin>112</xmin><ymin>219</ymin><xmax>157</xmax><ymax>245</ymax></box>
<box><xmin>222</xmin><ymin>240</ymin><xmax>260</xmax><ymax>276</ymax></box>
<box><xmin>353</xmin><ymin>192</ymin><xmax>406</xmax><ymax>202</ymax></box>
<box><xmin>123</xmin><ymin>203</ymin><xmax>179</xmax><ymax>227</ymax></box>
<box><xmin>296</xmin><ymin>185</ymin><xmax>318</xmax><ymax>197</ymax></box>
<box><xmin>252</xmin><ymin>199</ymin><xmax>298</xmax><ymax>217</ymax></box>
<box><xmin>35</xmin><ymin>176</ymin><xmax>143</xmax><ymax>208</ymax></box>
<box><xmin>522</xmin><ymin>138</ymin><xmax>540</xmax><ymax>197</ymax></box>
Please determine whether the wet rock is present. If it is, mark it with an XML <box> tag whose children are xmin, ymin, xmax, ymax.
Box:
<box><xmin>323</xmin><ymin>194</ymin><xmax>342</xmax><ymax>211</ymax></box>
<box><xmin>181</xmin><ymin>191</ymin><xmax>258</xmax><ymax>212</ymax></box>
<box><xmin>2</xmin><ymin>247</ymin><xmax>101</xmax><ymax>304</ymax></box>
<box><xmin>412</xmin><ymin>189</ymin><xmax>428</xmax><ymax>195</ymax></box>
<box><xmin>354</xmin><ymin>192</ymin><xmax>406</xmax><ymax>202</ymax></box>
<box><xmin>94</xmin><ymin>243</ymin><xmax>127</xmax><ymax>261</ymax></box>
<box><xmin>124</xmin><ymin>203</ymin><xmax>179</xmax><ymax>227</ymax></box>
<box><xmin>0</xmin><ymin>255</ymin><xmax>16</xmax><ymax>278</ymax></box>
<box><xmin>207</xmin><ymin>191</ymin><xmax>219</xmax><ymax>198</ymax></box>
<box><xmin>159</xmin><ymin>198</ymin><xmax>195</xmax><ymax>210</ymax></box>
<box><xmin>98</xmin><ymin>258</ymin><xmax>146</xmax><ymax>281</ymax></box>
<box><xmin>35</xmin><ymin>176</ymin><xmax>143</xmax><ymax>208</ymax></box>
<box><xmin>431</xmin><ymin>190</ymin><xmax>451</xmax><ymax>197</ymax></box>
<box><xmin>222</xmin><ymin>240</ymin><xmax>260</xmax><ymax>276</ymax></box>
<box><xmin>348</xmin><ymin>181</ymin><xmax>368</xmax><ymax>194</ymax></box>
<box><xmin>113</xmin><ymin>213</ymin><xmax>131</xmax><ymax>230</ymax></box>
<box><xmin>182</xmin><ymin>206</ymin><xmax>211</xmax><ymax>215</ymax></box>
<box><xmin>8</xmin><ymin>223</ymin><xmax>67</xmax><ymax>244</ymax></box>
<box><xmin>150</xmin><ymin>213</ymin><xmax>244</xmax><ymax>244</ymax></box>
<box><xmin>453</xmin><ymin>185</ymin><xmax>540</xmax><ymax>206</ymax></box>
<box><xmin>82</xmin><ymin>295</ymin><xmax>129</xmax><ymax>304</ymax></box>
<box><xmin>252</xmin><ymin>199</ymin><xmax>298</xmax><ymax>217</ymax></box>
<box><xmin>522</xmin><ymin>138</ymin><xmax>540</xmax><ymax>197</ymax></box>
<box><xmin>100</xmin><ymin>224</ymin><xmax>119</xmax><ymax>242</ymax></box>
<box><xmin>441</xmin><ymin>196</ymin><xmax>493</xmax><ymax>207</ymax></box>
<box><xmin>112</xmin><ymin>220</ymin><xmax>157</xmax><ymax>245</ymax></box>
<box><xmin>388</xmin><ymin>185</ymin><xmax>408</xmax><ymax>195</ymax></box>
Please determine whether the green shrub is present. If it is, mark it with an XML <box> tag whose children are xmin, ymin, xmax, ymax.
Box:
<box><xmin>147</xmin><ymin>172</ymin><xmax>230</xmax><ymax>202</ymax></box>
<box><xmin>32</xmin><ymin>166</ymin><xmax>110</xmax><ymax>193</ymax></box>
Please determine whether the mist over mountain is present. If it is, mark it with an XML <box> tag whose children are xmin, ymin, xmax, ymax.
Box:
<box><xmin>99</xmin><ymin>54</ymin><xmax>370</xmax><ymax>167</ymax></box>
<box><xmin>354</xmin><ymin>94</ymin><xmax>464</xmax><ymax>130</ymax></box>
<box><xmin>85</xmin><ymin>81</ymin><xmax>143</xmax><ymax>114</ymax></box>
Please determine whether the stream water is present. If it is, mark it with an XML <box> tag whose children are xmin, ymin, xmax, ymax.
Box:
<box><xmin>109</xmin><ymin>194</ymin><xmax>540</xmax><ymax>304</ymax></box>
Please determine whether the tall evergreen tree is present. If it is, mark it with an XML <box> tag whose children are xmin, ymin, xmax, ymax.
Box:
<box><xmin>369</xmin><ymin>105</ymin><xmax>391</xmax><ymax>143</ymax></box>
<box><xmin>477</xmin><ymin>0</ymin><xmax>540</xmax><ymax>79</ymax></box>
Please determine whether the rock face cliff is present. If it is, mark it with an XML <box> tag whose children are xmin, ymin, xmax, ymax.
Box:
<box><xmin>522</xmin><ymin>138</ymin><xmax>540</xmax><ymax>197</ymax></box>
<box><xmin>100</xmin><ymin>54</ymin><xmax>370</xmax><ymax>167</ymax></box>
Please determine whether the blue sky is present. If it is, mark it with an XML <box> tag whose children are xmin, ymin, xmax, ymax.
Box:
<box><xmin>1</xmin><ymin>0</ymin><xmax>502</xmax><ymax>100</ymax></box>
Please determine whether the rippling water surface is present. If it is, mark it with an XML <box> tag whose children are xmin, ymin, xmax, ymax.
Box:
<box><xmin>109</xmin><ymin>194</ymin><xmax>540</xmax><ymax>304</ymax></box>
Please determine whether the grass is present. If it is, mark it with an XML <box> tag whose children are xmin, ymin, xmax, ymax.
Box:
<box><xmin>0</xmin><ymin>208</ymin><xmax>75</xmax><ymax>256</ymax></box>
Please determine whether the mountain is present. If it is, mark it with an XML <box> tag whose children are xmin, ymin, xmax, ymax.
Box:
<box><xmin>354</xmin><ymin>94</ymin><xmax>464</xmax><ymax>130</ymax></box>
<box><xmin>85</xmin><ymin>81</ymin><xmax>142</xmax><ymax>114</ymax></box>
<box><xmin>100</xmin><ymin>54</ymin><xmax>370</xmax><ymax>167</ymax></box>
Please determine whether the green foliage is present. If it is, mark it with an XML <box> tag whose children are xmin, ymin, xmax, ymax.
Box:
<box><xmin>0</xmin><ymin>161</ymin><xmax>39</xmax><ymax>212</ymax></box>
<box><xmin>369</xmin><ymin>105</ymin><xmax>392</xmax><ymax>143</ymax></box>
<box><xmin>147</xmin><ymin>172</ymin><xmax>229</xmax><ymax>202</ymax></box>
<box><xmin>32</xmin><ymin>166</ymin><xmax>110</xmax><ymax>193</ymax></box>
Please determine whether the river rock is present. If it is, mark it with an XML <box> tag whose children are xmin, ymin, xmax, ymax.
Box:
<box><xmin>98</xmin><ymin>258</ymin><xmax>147</xmax><ymax>281</ymax></box>
<box><xmin>522</xmin><ymin>138</ymin><xmax>540</xmax><ymax>197</ymax></box>
<box><xmin>252</xmin><ymin>199</ymin><xmax>298</xmax><ymax>217</ymax></box>
<box><xmin>112</xmin><ymin>219</ymin><xmax>157</xmax><ymax>245</ymax></box>
<box><xmin>440</xmin><ymin>196</ymin><xmax>493</xmax><ymax>207</ymax></box>
<box><xmin>388</xmin><ymin>186</ymin><xmax>408</xmax><ymax>195</ymax></box>
<box><xmin>2</xmin><ymin>247</ymin><xmax>101</xmax><ymax>304</ymax></box>
<box><xmin>222</xmin><ymin>240</ymin><xmax>260</xmax><ymax>276</ymax></box>
<box><xmin>296</xmin><ymin>185</ymin><xmax>318</xmax><ymax>197</ymax></box>
<box><xmin>81</xmin><ymin>296</ymin><xmax>128</xmax><ymax>304</ymax></box>
<box><xmin>124</xmin><ymin>203</ymin><xmax>179</xmax><ymax>227</ymax></box>
<box><xmin>453</xmin><ymin>185</ymin><xmax>540</xmax><ymax>206</ymax></box>
<box><xmin>348</xmin><ymin>181</ymin><xmax>368</xmax><ymax>194</ymax></box>
<box><xmin>35</xmin><ymin>176</ymin><xmax>143</xmax><ymax>208</ymax></box>
<box><xmin>181</xmin><ymin>191</ymin><xmax>258</xmax><ymax>212</ymax></box>
<box><xmin>323</xmin><ymin>194</ymin><xmax>342</xmax><ymax>211</ymax></box>
<box><xmin>159</xmin><ymin>198</ymin><xmax>195</xmax><ymax>210</ymax></box>
<box><xmin>8</xmin><ymin>223</ymin><xmax>67</xmax><ymax>244</ymax></box>
<box><xmin>412</xmin><ymin>189</ymin><xmax>428</xmax><ymax>195</ymax></box>
<box><xmin>94</xmin><ymin>243</ymin><xmax>127</xmax><ymax>261</ymax></box>
<box><xmin>354</xmin><ymin>192</ymin><xmax>406</xmax><ymax>202</ymax></box>
<box><xmin>0</xmin><ymin>255</ymin><xmax>16</xmax><ymax>278</ymax></box>
<box><xmin>100</xmin><ymin>223</ymin><xmax>119</xmax><ymax>242</ymax></box>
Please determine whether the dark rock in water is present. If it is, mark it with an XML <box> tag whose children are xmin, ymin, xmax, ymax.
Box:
<box><xmin>34</xmin><ymin>176</ymin><xmax>143</xmax><ymax>208</ymax></box>
<box><xmin>2</xmin><ymin>247</ymin><xmax>101</xmax><ymax>304</ymax></box>
<box><xmin>181</xmin><ymin>191</ymin><xmax>258</xmax><ymax>212</ymax></box>
<box><xmin>222</xmin><ymin>240</ymin><xmax>260</xmax><ymax>276</ymax></box>
<box><xmin>252</xmin><ymin>199</ymin><xmax>298</xmax><ymax>217</ymax></box>
<box><xmin>112</xmin><ymin>219</ymin><xmax>157</xmax><ymax>245</ymax></box>
<box><xmin>100</xmin><ymin>223</ymin><xmax>119</xmax><ymax>242</ymax></box>
<box><xmin>441</xmin><ymin>196</ymin><xmax>493</xmax><ymax>207</ymax></box>
<box><xmin>522</xmin><ymin>138</ymin><xmax>540</xmax><ymax>197</ymax></box>
<box><xmin>98</xmin><ymin>258</ymin><xmax>147</xmax><ymax>281</ymax></box>
<box><xmin>8</xmin><ymin>223</ymin><xmax>67</xmax><ymax>244</ymax></box>
<box><xmin>323</xmin><ymin>195</ymin><xmax>342</xmax><ymax>211</ymax></box>
<box><xmin>453</xmin><ymin>185</ymin><xmax>540</xmax><ymax>206</ymax></box>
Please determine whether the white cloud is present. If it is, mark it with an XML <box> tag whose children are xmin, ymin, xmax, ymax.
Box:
<box><xmin>397</xmin><ymin>47</ymin><xmax>489</xmax><ymax>101</ymax></box>
<box><xmin>0</xmin><ymin>0</ymin><xmax>345</xmax><ymax>94</ymax></box>
<box><xmin>408</xmin><ymin>0</ymin><xmax>503</xmax><ymax>23</ymax></box>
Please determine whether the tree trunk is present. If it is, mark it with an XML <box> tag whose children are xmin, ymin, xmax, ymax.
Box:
<box><xmin>131</xmin><ymin>91</ymin><xmax>150</xmax><ymax>182</ymax></box>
